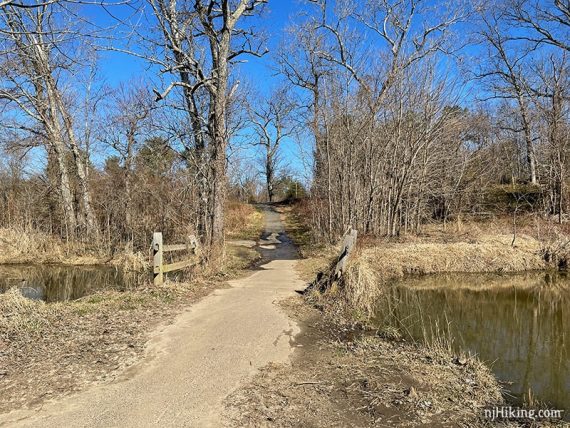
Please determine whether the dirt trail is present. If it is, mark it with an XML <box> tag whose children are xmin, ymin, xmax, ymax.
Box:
<box><xmin>0</xmin><ymin>206</ymin><xmax>303</xmax><ymax>427</ymax></box>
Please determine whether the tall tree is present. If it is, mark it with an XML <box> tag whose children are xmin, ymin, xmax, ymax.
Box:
<box><xmin>533</xmin><ymin>54</ymin><xmax>570</xmax><ymax>221</ymax></box>
<box><xmin>148</xmin><ymin>0</ymin><xmax>267</xmax><ymax>252</ymax></box>
<box><xmin>475</xmin><ymin>12</ymin><xmax>539</xmax><ymax>185</ymax></box>
<box><xmin>0</xmin><ymin>2</ymin><xmax>98</xmax><ymax>237</ymax></box>
<box><xmin>248</xmin><ymin>87</ymin><xmax>296</xmax><ymax>202</ymax></box>
<box><xmin>102</xmin><ymin>83</ymin><xmax>154</xmax><ymax>240</ymax></box>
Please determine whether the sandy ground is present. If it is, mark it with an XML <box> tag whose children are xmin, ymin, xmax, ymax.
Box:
<box><xmin>0</xmin><ymin>207</ymin><xmax>304</xmax><ymax>427</ymax></box>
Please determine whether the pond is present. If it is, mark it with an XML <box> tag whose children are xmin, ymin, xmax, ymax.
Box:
<box><xmin>372</xmin><ymin>272</ymin><xmax>569</xmax><ymax>418</ymax></box>
<box><xmin>0</xmin><ymin>264</ymin><xmax>140</xmax><ymax>302</ymax></box>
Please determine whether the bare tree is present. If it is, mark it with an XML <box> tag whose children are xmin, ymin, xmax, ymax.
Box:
<box><xmin>279</xmin><ymin>0</ymin><xmax>470</xmax><ymax>239</ymax></box>
<box><xmin>506</xmin><ymin>0</ymin><xmax>570</xmax><ymax>52</ymax></box>
<box><xmin>309</xmin><ymin>0</ymin><xmax>469</xmax><ymax>107</ymax></box>
<box><xmin>0</xmin><ymin>3</ymin><xmax>99</xmax><ymax>237</ymax></box>
<box><xmin>533</xmin><ymin>54</ymin><xmax>570</xmax><ymax>221</ymax></box>
<box><xmin>0</xmin><ymin>0</ymin><xmax>56</xmax><ymax>8</ymax></box>
<box><xmin>277</xmin><ymin>20</ymin><xmax>331</xmax><ymax>235</ymax></box>
<box><xmin>247</xmin><ymin>87</ymin><xmax>296</xmax><ymax>202</ymax></box>
<box><xmin>146</xmin><ymin>0</ymin><xmax>267</xmax><ymax>253</ymax></box>
<box><xmin>475</xmin><ymin>12</ymin><xmax>539</xmax><ymax>185</ymax></box>
<box><xmin>101</xmin><ymin>83</ymin><xmax>155</xmax><ymax>240</ymax></box>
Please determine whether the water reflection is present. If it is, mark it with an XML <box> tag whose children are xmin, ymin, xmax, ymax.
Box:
<box><xmin>0</xmin><ymin>264</ymin><xmax>140</xmax><ymax>302</ymax></box>
<box><xmin>373</xmin><ymin>272</ymin><xmax>569</xmax><ymax>416</ymax></box>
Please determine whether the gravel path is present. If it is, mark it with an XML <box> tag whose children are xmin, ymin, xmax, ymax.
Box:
<box><xmin>0</xmin><ymin>206</ymin><xmax>303</xmax><ymax>427</ymax></box>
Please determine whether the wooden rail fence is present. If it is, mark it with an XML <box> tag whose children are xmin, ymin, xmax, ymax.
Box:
<box><xmin>152</xmin><ymin>232</ymin><xmax>199</xmax><ymax>285</ymax></box>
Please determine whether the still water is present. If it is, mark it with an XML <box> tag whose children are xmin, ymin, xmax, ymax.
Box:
<box><xmin>372</xmin><ymin>272</ymin><xmax>569</xmax><ymax>415</ymax></box>
<box><xmin>0</xmin><ymin>264</ymin><xmax>137</xmax><ymax>302</ymax></box>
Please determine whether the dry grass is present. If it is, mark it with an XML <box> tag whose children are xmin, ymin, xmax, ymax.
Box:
<box><xmin>397</xmin><ymin>213</ymin><xmax>570</xmax><ymax>244</ymax></box>
<box><xmin>0</xmin><ymin>227</ymin><xmax>129</xmax><ymax>266</ymax></box>
<box><xmin>110</xmin><ymin>250</ymin><xmax>149</xmax><ymax>272</ymax></box>
<box><xmin>0</xmin><ymin>227</ymin><xmax>64</xmax><ymax>264</ymax></box>
<box><xmin>225</xmin><ymin>202</ymin><xmax>264</xmax><ymax>240</ymax></box>
<box><xmin>359</xmin><ymin>234</ymin><xmax>545</xmax><ymax>279</ymax></box>
<box><xmin>0</xmin><ymin>201</ymin><xmax>264</xmax><ymax>269</ymax></box>
<box><xmin>323</xmin><ymin>233</ymin><xmax>550</xmax><ymax>318</ymax></box>
<box><xmin>226</xmin><ymin>297</ymin><xmax>508</xmax><ymax>428</ymax></box>
<box><xmin>0</xmin><ymin>289</ymin><xmax>54</xmax><ymax>338</ymax></box>
<box><xmin>0</xmin><ymin>202</ymin><xmax>266</xmax><ymax>413</ymax></box>
<box><xmin>277</xmin><ymin>204</ymin><xmax>566</xmax><ymax>319</ymax></box>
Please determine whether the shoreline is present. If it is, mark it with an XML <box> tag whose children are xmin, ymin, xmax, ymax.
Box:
<box><xmin>263</xmin><ymin>204</ymin><xmax>569</xmax><ymax>426</ymax></box>
<box><xmin>226</xmin><ymin>296</ymin><xmax>508</xmax><ymax>427</ymax></box>
<box><xmin>225</xmin><ymin>279</ymin><xmax>567</xmax><ymax>426</ymax></box>
<box><xmin>1</xmin><ymin>203</ymin><xmax>568</xmax><ymax>426</ymax></box>
<box><xmin>0</xmin><ymin>207</ymin><xmax>265</xmax><ymax>415</ymax></box>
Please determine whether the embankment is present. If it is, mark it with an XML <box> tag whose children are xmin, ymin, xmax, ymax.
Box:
<box><xmin>0</xmin><ymin>203</ymin><xmax>264</xmax><ymax>414</ymax></box>
<box><xmin>336</xmin><ymin>234</ymin><xmax>549</xmax><ymax>315</ymax></box>
<box><xmin>260</xmin><ymin>207</ymin><xmax>568</xmax><ymax>426</ymax></box>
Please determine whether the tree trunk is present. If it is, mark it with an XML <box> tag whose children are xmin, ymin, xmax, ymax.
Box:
<box><xmin>55</xmin><ymin>88</ymin><xmax>98</xmax><ymax>237</ymax></box>
<box><xmin>51</xmin><ymin>135</ymin><xmax>77</xmax><ymax>236</ymax></box>
<box><xmin>518</xmin><ymin>93</ymin><xmax>538</xmax><ymax>185</ymax></box>
<box><xmin>266</xmin><ymin>148</ymin><xmax>274</xmax><ymax>203</ymax></box>
<box><xmin>45</xmin><ymin>83</ymin><xmax>77</xmax><ymax>236</ymax></box>
<box><xmin>124</xmin><ymin>136</ymin><xmax>134</xmax><ymax>241</ymax></box>
<box><xmin>210</xmin><ymin>59</ymin><xmax>229</xmax><ymax>250</ymax></box>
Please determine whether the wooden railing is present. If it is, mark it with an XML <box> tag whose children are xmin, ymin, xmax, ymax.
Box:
<box><xmin>152</xmin><ymin>232</ymin><xmax>199</xmax><ymax>285</ymax></box>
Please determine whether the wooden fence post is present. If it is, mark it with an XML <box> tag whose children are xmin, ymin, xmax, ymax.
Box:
<box><xmin>188</xmin><ymin>234</ymin><xmax>199</xmax><ymax>255</ymax></box>
<box><xmin>153</xmin><ymin>232</ymin><xmax>163</xmax><ymax>285</ymax></box>
<box><xmin>334</xmin><ymin>228</ymin><xmax>358</xmax><ymax>278</ymax></box>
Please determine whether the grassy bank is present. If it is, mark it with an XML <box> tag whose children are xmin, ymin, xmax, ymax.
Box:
<box><xmin>335</xmin><ymin>233</ymin><xmax>548</xmax><ymax>316</ymax></box>
<box><xmin>0</xmin><ymin>203</ymin><xmax>265</xmax><ymax>269</ymax></box>
<box><xmin>294</xmin><ymin>209</ymin><xmax>569</xmax><ymax>318</ymax></box>
<box><xmin>243</xmin><ymin>203</ymin><xmax>569</xmax><ymax>427</ymax></box>
<box><xmin>0</xmin><ymin>203</ymin><xmax>264</xmax><ymax>413</ymax></box>
<box><xmin>226</xmin><ymin>298</ymin><xmax>508</xmax><ymax>427</ymax></box>
<box><xmin>0</xmin><ymin>227</ymin><xmax>103</xmax><ymax>265</ymax></box>
<box><xmin>0</xmin><ymin>226</ymin><xmax>153</xmax><ymax>270</ymax></box>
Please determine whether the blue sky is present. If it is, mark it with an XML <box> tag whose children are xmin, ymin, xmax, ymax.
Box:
<box><xmin>91</xmin><ymin>1</ymin><xmax>300</xmax><ymax>91</ymax></box>
<box><xmin>78</xmin><ymin>1</ymin><xmax>309</xmax><ymax>180</ymax></box>
<box><xmin>79</xmin><ymin>0</ymin><xmax>546</xmax><ymax>182</ymax></box>
<box><xmin>83</xmin><ymin>0</ymin><xmax>477</xmax><ymax>182</ymax></box>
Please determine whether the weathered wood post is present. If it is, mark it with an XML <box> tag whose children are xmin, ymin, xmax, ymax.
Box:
<box><xmin>188</xmin><ymin>234</ymin><xmax>199</xmax><ymax>255</ymax></box>
<box><xmin>334</xmin><ymin>228</ymin><xmax>358</xmax><ymax>278</ymax></box>
<box><xmin>153</xmin><ymin>232</ymin><xmax>163</xmax><ymax>285</ymax></box>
